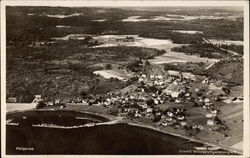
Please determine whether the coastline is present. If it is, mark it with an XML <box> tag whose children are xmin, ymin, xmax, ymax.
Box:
<box><xmin>6</xmin><ymin>108</ymin><xmax>242</xmax><ymax>155</ymax></box>
<box><xmin>61</xmin><ymin>108</ymin><xmax>243</xmax><ymax>154</ymax></box>
<box><xmin>123</xmin><ymin>121</ymin><xmax>241</xmax><ymax>155</ymax></box>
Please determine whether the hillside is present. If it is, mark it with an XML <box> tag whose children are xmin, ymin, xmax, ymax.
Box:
<box><xmin>7</xmin><ymin>43</ymin><xmax>164</xmax><ymax>102</ymax></box>
<box><xmin>207</xmin><ymin>58</ymin><xmax>243</xmax><ymax>84</ymax></box>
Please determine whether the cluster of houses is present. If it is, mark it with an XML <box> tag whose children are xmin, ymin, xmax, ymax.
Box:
<box><xmin>6</xmin><ymin>69</ymin><xmax>241</xmax><ymax>134</ymax></box>
<box><xmin>48</xmin><ymin>71</ymin><xmax>230</xmax><ymax>131</ymax></box>
<box><xmin>128</xmin><ymin>71</ymin><xmax>226</xmax><ymax>128</ymax></box>
<box><xmin>28</xmin><ymin>41</ymin><xmax>54</xmax><ymax>48</ymax></box>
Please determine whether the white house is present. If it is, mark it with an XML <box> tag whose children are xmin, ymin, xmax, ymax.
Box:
<box><xmin>175</xmin><ymin>98</ymin><xmax>181</xmax><ymax>103</ymax></box>
<box><xmin>173</xmin><ymin>81</ymin><xmax>178</xmax><ymax>85</ymax></box>
<box><xmin>161</xmin><ymin>122</ymin><xmax>168</xmax><ymax>126</ymax></box>
<box><xmin>142</xmin><ymin>74</ymin><xmax>146</xmax><ymax>78</ymax></box>
<box><xmin>146</xmin><ymin>108</ymin><xmax>153</xmax><ymax>113</ymax></box>
<box><xmin>154</xmin><ymin>80</ymin><xmax>159</xmax><ymax>85</ymax></box>
<box><xmin>204</xmin><ymin>98</ymin><xmax>210</xmax><ymax>103</ymax></box>
<box><xmin>157</xmin><ymin>75</ymin><xmax>163</xmax><ymax>79</ymax></box>
<box><xmin>180</xmin><ymin>121</ymin><xmax>187</xmax><ymax>126</ymax></box>
<box><xmin>55</xmin><ymin>99</ymin><xmax>60</xmax><ymax>104</ymax></box>
<box><xmin>154</xmin><ymin>99</ymin><xmax>159</xmax><ymax>105</ymax></box>
<box><xmin>167</xmin><ymin>111</ymin><xmax>173</xmax><ymax>117</ymax></box>
<box><xmin>166</xmin><ymin>117</ymin><xmax>173</xmax><ymax>121</ymax></box>
<box><xmin>206</xmin><ymin>113</ymin><xmax>213</xmax><ymax>118</ymax></box>
<box><xmin>171</xmin><ymin>92</ymin><xmax>180</xmax><ymax>98</ymax></box>
<box><xmin>177</xmin><ymin>115</ymin><xmax>185</xmax><ymax>120</ymax></box>
<box><xmin>32</xmin><ymin>95</ymin><xmax>43</xmax><ymax>103</ymax></box>
<box><xmin>202</xmin><ymin>79</ymin><xmax>209</xmax><ymax>84</ymax></box>
<box><xmin>138</xmin><ymin>78</ymin><xmax>144</xmax><ymax>82</ymax></box>
<box><xmin>184</xmin><ymin>93</ymin><xmax>190</xmax><ymax>97</ymax></box>
<box><xmin>47</xmin><ymin>101</ymin><xmax>54</xmax><ymax>106</ymax></box>
<box><xmin>207</xmin><ymin>119</ymin><xmax>214</xmax><ymax>125</ymax></box>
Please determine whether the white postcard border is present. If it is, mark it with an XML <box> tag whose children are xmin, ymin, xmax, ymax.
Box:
<box><xmin>1</xmin><ymin>1</ymin><xmax>249</xmax><ymax>158</ymax></box>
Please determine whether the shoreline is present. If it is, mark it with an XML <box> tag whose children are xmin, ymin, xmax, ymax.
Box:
<box><xmin>7</xmin><ymin>108</ymin><xmax>242</xmax><ymax>155</ymax></box>
<box><xmin>123</xmin><ymin>121</ymin><xmax>241</xmax><ymax>155</ymax></box>
<box><xmin>44</xmin><ymin>108</ymin><xmax>242</xmax><ymax>154</ymax></box>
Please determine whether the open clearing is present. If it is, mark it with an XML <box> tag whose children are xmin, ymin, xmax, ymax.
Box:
<box><xmin>122</xmin><ymin>16</ymin><xmax>179</xmax><ymax>22</ymax></box>
<box><xmin>56</xmin><ymin>25</ymin><xmax>71</xmax><ymax>28</ymax></box>
<box><xmin>92</xmin><ymin>19</ymin><xmax>107</xmax><ymax>22</ymax></box>
<box><xmin>220</xmin><ymin>103</ymin><xmax>243</xmax><ymax>121</ymax></box>
<box><xmin>218</xmin><ymin>102</ymin><xmax>243</xmax><ymax>151</ymax></box>
<box><xmin>149</xmin><ymin>51</ymin><xmax>219</xmax><ymax>64</ymax></box>
<box><xmin>7</xmin><ymin>103</ymin><xmax>36</xmax><ymax>112</ymax></box>
<box><xmin>93</xmin><ymin>70</ymin><xmax>129</xmax><ymax>80</ymax></box>
<box><xmin>91</xmin><ymin>35</ymin><xmax>219</xmax><ymax>64</ymax></box>
<box><xmin>93</xmin><ymin>35</ymin><xmax>173</xmax><ymax>48</ymax></box>
<box><xmin>231</xmin><ymin>141</ymin><xmax>242</xmax><ymax>151</ymax></box>
<box><xmin>45</xmin><ymin>13</ymin><xmax>83</xmax><ymax>18</ymax></box>
<box><xmin>121</xmin><ymin>14</ymin><xmax>240</xmax><ymax>22</ymax></box>
<box><xmin>171</xmin><ymin>30</ymin><xmax>203</xmax><ymax>34</ymax></box>
<box><xmin>208</xmin><ymin>39</ymin><xmax>243</xmax><ymax>45</ymax></box>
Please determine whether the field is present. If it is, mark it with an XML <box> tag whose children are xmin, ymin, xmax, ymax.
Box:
<box><xmin>7</xmin><ymin>103</ymin><xmax>37</xmax><ymax>112</ymax></box>
<box><xmin>93</xmin><ymin>70</ymin><xmax>130</xmax><ymax>80</ymax></box>
<box><xmin>208</xmin><ymin>39</ymin><xmax>243</xmax><ymax>46</ymax></box>
<box><xmin>219</xmin><ymin>102</ymin><xmax>243</xmax><ymax>150</ymax></box>
<box><xmin>149</xmin><ymin>51</ymin><xmax>219</xmax><ymax>64</ymax></box>
<box><xmin>90</xmin><ymin>35</ymin><xmax>220</xmax><ymax>64</ymax></box>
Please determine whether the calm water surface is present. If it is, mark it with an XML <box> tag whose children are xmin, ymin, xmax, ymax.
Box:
<box><xmin>6</xmin><ymin>111</ymin><xmax>234</xmax><ymax>155</ymax></box>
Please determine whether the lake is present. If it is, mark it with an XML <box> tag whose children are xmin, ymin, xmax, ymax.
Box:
<box><xmin>6</xmin><ymin>110</ymin><xmax>234</xmax><ymax>155</ymax></box>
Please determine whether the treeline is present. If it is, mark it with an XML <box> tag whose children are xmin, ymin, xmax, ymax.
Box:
<box><xmin>164</xmin><ymin>62</ymin><xmax>208</xmax><ymax>76</ymax></box>
<box><xmin>202</xmin><ymin>19</ymin><xmax>243</xmax><ymax>41</ymax></box>
<box><xmin>206</xmin><ymin>58</ymin><xmax>243</xmax><ymax>84</ymax></box>
<box><xmin>140</xmin><ymin>31</ymin><xmax>203</xmax><ymax>44</ymax></box>
<box><xmin>6</xmin><ymin>7</ymin><xmax>243</xmax><ymax>46</ymax></box>
<box><xmin>171</xmin><ymin>43</ymin><xmax>231</xmax><ymax>58</ymax></box>
<box><xmin>163</xmin><ymin>58</ymin><xmax>243</xmax><ymax>85</ymax></box>
<box><xmin>220</xmin><ymin>44</ymin><xmax>243</xmax><ymax>55</ymax></box>
<box><xmin>6</xmin><ymin>44</ymin><xmax>163</xmax><ymax>102</ymax></box>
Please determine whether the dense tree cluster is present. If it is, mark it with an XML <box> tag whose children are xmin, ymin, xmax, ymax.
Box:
<box><xmin>220</xmin><ymin>44</ymin><xmax>243</xmax><ymax>55</ymax></box>
<box><xmin>164</xmin><ymin>62</ymin><xmax>207</xmax><ymax>76</ymax></box>
<box><xmin>171</xmin><ymin>43</ymin><xmax>231</xmax><ymax>59</ymax></box>
<box><xmin>6</xmin><ymin>44</ymin><xmax>163</xmax><ymax>102</ymax></box>
<box><xmin>206</xmin><ymin>58</ymin><xmax>243</xmax><ymax>84</ymax></box>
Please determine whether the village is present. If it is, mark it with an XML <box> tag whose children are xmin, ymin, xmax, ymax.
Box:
<box><xmin>6</xmin><ymin>32</ymin><xmax>244</xmax><ymax>151</ymax></box>
<box><xmin>15</xmin><ymin>63</ymin><xmax>242</xmax><ymax>141</ymax></box>
<box><xmin>4</xmin><ymin>5</ymin><xmax>247</xmax><ymax>156</ymax></box>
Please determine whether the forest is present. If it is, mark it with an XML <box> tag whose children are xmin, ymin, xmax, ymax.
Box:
<box><xmin>7</xmin><ymin>44</ymin><xmax>164</xmax><ymax>102</ymax></box>
<box><xmin>6</xmin><ymin>6</ymin><xmax>244</xmax><ymax>102</ymax></box>
<box><xmin>6</xmin><ymin>6</ymin><xmax>243</xmax><ymax>46</ymax></box>
<box><xmin>171</xmin><ymin>43</ymin><xmax>231</xmax><ymax>58</ymax></box>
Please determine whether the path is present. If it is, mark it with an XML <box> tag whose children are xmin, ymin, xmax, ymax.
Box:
<box><xmin>205</xmin><ymin>62</ymin><xmax>216</xmax><ymax>70</ymax></box>
<box><xmin>202</xmin><ymin>38</ymin><xmax>239</xmax><ymax>56</ymax></box>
